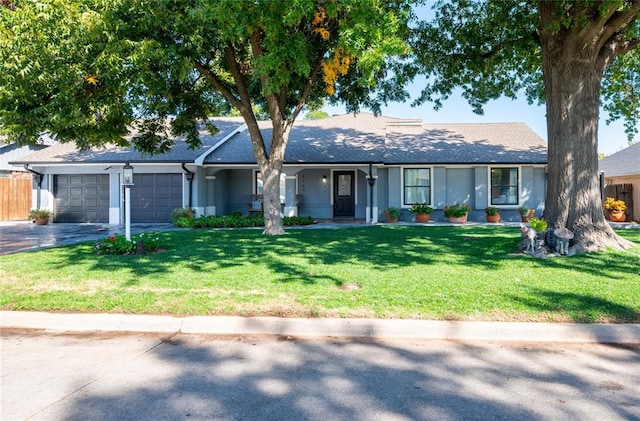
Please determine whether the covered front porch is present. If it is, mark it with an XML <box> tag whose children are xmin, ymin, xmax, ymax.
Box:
<box><xmin>188</xmin><ymin>164</ymin><xmax>380</xmax><ymax>223</ymax></box>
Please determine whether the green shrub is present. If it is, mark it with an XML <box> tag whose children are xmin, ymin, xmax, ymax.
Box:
<box><xmin>408</xmin><ymin>203</ymin><xmax>433</xmax><ymax>214</ymax></box>
<box><xmin>171</xmin><ymin>207</ymin><xmax>195</xmax><ymax>224</ymax></box>
<box><xmin>172</xmin><ymin>214</ymin><xmax>314</xmax><ymax>228</ymax></box>
<box><xmin>528</xmin><ymin>217</ymin><xmax>548</xmax><ymax>233</ymax></box>
<box><xmin>444</xmin><ymin>203</ymin><xmax>470</xmax><ymax>217</ymax></box>
<box><xmin>485</xmin><ymin>206</ymin><xmax>500</xmax><ymax>216</ymax></box>
<box><xmin>93</xmin><ymin>233</ymin><xmax>159</xmax><ymax>255</ymax></box>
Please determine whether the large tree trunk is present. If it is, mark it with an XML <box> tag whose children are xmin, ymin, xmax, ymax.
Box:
<box><xmin>539</xmin><ymin>9</ymin><xmax>635</xmax><ymax>252</ymax></box>
<box><xmin>260</xmin><ymin>159</ymin><xmax>284</xmax><ymax>235</ymax></box>
<box><xmin>244</xmin><ymin>118</ymin><xmax>288</xmax><ymax>236</ymax></box>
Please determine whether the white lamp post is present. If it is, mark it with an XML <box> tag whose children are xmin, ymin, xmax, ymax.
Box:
<box><xmin>122</xmin><ymin>162</ymin><xmax>134</xmax><ymax>241</ymax></box>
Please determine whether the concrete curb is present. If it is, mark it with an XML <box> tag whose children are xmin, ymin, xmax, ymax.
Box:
<box><xmin>2</xmin><ymin>311</ymin><xmax>639</xmax><ymax>344</ymax></box>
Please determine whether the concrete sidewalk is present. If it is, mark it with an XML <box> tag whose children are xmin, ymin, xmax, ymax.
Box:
<box><xmin>2</xmin><ymin>311</ymin><xmax>639</xmax><ymax>344</ymax></box>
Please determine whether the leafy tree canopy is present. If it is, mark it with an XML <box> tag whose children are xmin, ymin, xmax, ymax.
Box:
<box><xmin>1</xmin><ymin>0</ymin><xmax>414</xmax><ymax>152</ymax></box>
<box><xmin>412</xmin><ymin>0</ymin><xmax>639</xmax><ymax>140</ymax></box>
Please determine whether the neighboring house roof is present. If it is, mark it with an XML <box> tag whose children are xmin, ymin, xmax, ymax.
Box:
<box><xmin>12</xmin><ymin>113</ymin><xmax>547</xmax><ymax>166</ymax></box>
<box><xmin>1</xmin><ymin>134</ymin><xmax>57</xmax><ymax>171</ymax></box>
<box><xmin>599</xmin><ymin>142</ymin><xmax>640</xmax><ymax>177</ymax></box>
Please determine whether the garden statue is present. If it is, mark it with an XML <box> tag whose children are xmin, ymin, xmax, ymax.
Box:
<box><xmin>520</xmin><ymin>224</ymin><xmax>537</xmax><ymax>253</ymax></box>
<box><xmin>544</xmin><ymin>228</ymin><xmax>558</xmax><ymax>252</ymax></box>
<box><xmin>554</xmin><ymin>227</ymin><xmax>574</xmax><ymax>256</ymax></box>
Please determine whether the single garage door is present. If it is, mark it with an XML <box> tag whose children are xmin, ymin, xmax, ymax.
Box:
<box><xmin>130</xmin><ymin>173</ymin><xmax>183</xmax><ymax>222</ymax></box>
<box><xmin>54</xmin><ymin>174</ymin><xmax>110</xmax><ymax>223</ymax></box>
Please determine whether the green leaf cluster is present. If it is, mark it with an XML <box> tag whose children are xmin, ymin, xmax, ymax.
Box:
<box><xmin>1</xmin><ymin>0</ymin><xmax>414</xmax><ymax>153</ymax></box>
<box><xmin>412</xmin><ymin>0</ymin><xmax>639</xmax><ymax>140</ymax></box>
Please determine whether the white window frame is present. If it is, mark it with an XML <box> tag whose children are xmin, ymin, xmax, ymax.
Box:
<box><xmin>488</xmin><ymin>166</ymin><xmax>521</xmax><ymax>207</ymax></box>
<box><xmin>401</xmin><ymin>167</ymin><xmax>432</xmax><ymax>208</ymax></box>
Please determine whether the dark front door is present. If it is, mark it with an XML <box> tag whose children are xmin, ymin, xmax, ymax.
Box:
<box><xmin>334</xmin><ymin>171</ymin><xmax>355</xmax><ymax>217</ymax></box>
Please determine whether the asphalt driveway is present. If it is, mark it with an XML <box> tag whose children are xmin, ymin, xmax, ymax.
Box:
<box><xmin>0</xmin><ymin>221</ymin><xmax>178</xmax><ymax>256</ymax></box>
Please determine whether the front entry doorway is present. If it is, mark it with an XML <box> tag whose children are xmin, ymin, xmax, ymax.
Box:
<box><xmin>334</xmin><ymin>171</ymin><xmax>355</xmax><ymax>218</ymax></box>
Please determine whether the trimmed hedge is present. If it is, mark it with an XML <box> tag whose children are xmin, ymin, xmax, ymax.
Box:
<box><xmin>173</xmin><ymin>214</ymin><xmax>315</xmax><ymax>228</ymax></box>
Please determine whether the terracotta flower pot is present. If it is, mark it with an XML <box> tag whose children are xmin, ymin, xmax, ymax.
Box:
<box><xmin>448</xmin><ymin>214</ymin><xmax>467</xmax><ymax>224</ymax></box>
<box><xmin>34</xmin><ymin>217</ymin><xmax>50</xmax><ymax>225</ymax></box>
<box><xmin>609</xmin><ymin>211</ymin><xmax>626</xmax><ymax>222</ymax></box>
<box><xmin>520</xmin><ymin>209</ymin><xmax>535</xmax><ymax>222</ymax></box>
<box><xmin>384</xmin><ymin>210</ymin><xmax>398</xmax><ymax>223</ymax></box>
<box><xmin>486</xmin><ymin>214</ymin><xmax>500</xmax><ymax>223</ymax></box>
<box><xmin>415</xmin><ymin>213</ymin><xmax>430</xmax><ymax>223</ymax></box>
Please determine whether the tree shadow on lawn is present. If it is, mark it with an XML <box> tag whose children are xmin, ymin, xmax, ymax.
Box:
<box><xmin>513</xmin><ymin>242</ymin><xmax>640</xmax><ymax>281</ymax></box>
<box><xmin>56</xmin><ymin>333</ymin><xmax>640</xmax><ymax>421</ymax></box>
<box><xmin>507</xmin><ymin>287</ymin><xmax>640</xmax><ymax>323</ymax></box>
<box><xmin>39</xmin><ymin>225</ymin><xmax>639</xmax><ymax>288</ymax></box>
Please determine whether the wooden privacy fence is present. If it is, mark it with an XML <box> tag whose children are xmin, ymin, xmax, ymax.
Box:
<box><xmin>0</xmin><ymin>177</ymin><xmax>32</xmax><ymax>220</ymax></box>
<box><xmin>604</xmin><ymin>183</ymin><xmax>634</xmax><ymax>222</ymax></box>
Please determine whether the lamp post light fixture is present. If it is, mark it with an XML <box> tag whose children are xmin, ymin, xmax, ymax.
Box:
<box><xmin>367</xmin><ymin>163</ymin><xmax>376</xmax><ymax>224</ymax></box>
<box><xmin>123</xmin><ymin>162</ymin><xmax>134</xmax><ymax>240</ymax></box>
<box><xmin>123</xmin><ymin>162</ymin><xmax>134</xmax><ymax>186</ymax></box>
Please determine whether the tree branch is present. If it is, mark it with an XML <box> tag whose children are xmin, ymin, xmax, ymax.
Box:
<box><xmin>193</xmin><ymin>60</ymin><xmax>242</xmax><ymax>110</ymax></box>
<box><xmin>618</xmin><ymin>36</ymin><xmax>640</xmax><ymax>55</ymax></box>
<box><xmin>598</xmin><ymin>2</ymin><xmax>640</xmax><ymax>52</ymax></box>
<box><xmin>480</xmin><ymin>32</ymin><xmax>538</xmax><ymax>59</ymax></box>
<box><xmin>249</xmin><ymin>30</ymin><xmax>281</xmax><ymax>125</ymax></box>
<box><xmin>287</xmin><ymin>55</ymin><xmax>324</xmax><ymax>127</ymax></box>
<box><xmin>223</xmin><ymin>41</ymin><xmax>256</xmax><ymax>118</ymax></box>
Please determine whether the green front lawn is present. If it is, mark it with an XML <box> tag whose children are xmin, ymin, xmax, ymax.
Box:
<box><xmin>1</xmin><ymin>226</ymin><xmax>639</xmax><ymax>322</ymax></box>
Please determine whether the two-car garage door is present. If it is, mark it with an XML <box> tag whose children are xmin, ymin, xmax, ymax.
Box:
<box><xmin>130</xmin><ymin>174</ymin><xmax>183</xmax><ymax>222</ymax></box>
<box><xmin>54</xmin><ymin>174</ymin><xmax>110</xmax><ymax>223</ymax></box>
<box><xmin>54</xmin><ymin>173</ymin><xmax>183</xmax><ymax>223</ymax></box>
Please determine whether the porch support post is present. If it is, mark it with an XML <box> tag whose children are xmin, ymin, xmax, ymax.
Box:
<box><xmin>367</xmin><ymin>164</ymin><xmax>378</xmax><ymax>224</ymax></box>
<box><xmin>283</xmin><ymin>175</ymin><xmax>298</xmax><ymax>217</ymax></box>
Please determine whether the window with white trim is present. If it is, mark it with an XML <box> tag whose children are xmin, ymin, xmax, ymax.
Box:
<box><xmin>403</xmin><ymin>168</ymin><xmax>431</xmax><ymax>205</ymax></box>
<box><xmin>490</xmin><ymin>167</ymin><xmax>518</xmax><ymax>205</ymax></box>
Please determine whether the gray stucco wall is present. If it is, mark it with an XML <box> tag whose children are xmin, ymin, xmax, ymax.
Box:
<box><xmin>298</xmin><ymin>169</ymin><xmax>333</xmax><ymax>218</ymax></box>
<box><xmin>202</xmin><ymin>164</ymin><xmax>547</xmax><ymax>221</ymax></box>
<box><xmin>225</xmin><ymin>169</ymin><xmax>252</xmax><ymax>215</ymax></box>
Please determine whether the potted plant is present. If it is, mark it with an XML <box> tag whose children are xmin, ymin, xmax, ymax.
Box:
<box><xmin>409</xmin><ymin>203</ymin><xmax>434</xmax><ymax>223</ymax></box>
<box><xmin>444</xmin><ymin>202</ymin><xmax>470</xmax><ymax>224</ymax></box>
<box><xmin>29</xmin><ymin>208</ymin><xmax>53</xmax><ymax>225</ymax></box>
<box><xmin>485</xmin><ymin>206</ymin><xmax>501</xmax><ymax>223</ymax></box>
<box><xmin>528</xmin><ymin>217</ymin><xmax>548</xmax><ymax>234</ymax></box>
<box><xmin>517</xmin><ymin>206</ymin><xmax>535</xmax><ymax>222</ymax></box>
<box><xmin>602</xmin><ymin>197</ymin><xmax>627</xmax><ymax>222</ymax></box>
<box><xmin>384</xmin><ymin>207</ymin><xmax>401</xmax><ymax>223</ymax></box>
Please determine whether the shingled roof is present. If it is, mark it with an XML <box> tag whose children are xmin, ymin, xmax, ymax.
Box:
<box><xmin>13</xmin><ymin>113</ymin><xmax>547</xmax><ymax>166</ymax></box>
<box><xmin>599</xmin><ymin>142</ymin><xmax>640</xmax><ymax>177</ymax></box>
<box><xmin>204</xmin><ymin>113</ymin><xmax>547</xmax><ymax>165</ymax></box>
<box><xmin>11</xmin><ymin>118</ymin><xmax>242</xmax><ymax>165</ymax></box>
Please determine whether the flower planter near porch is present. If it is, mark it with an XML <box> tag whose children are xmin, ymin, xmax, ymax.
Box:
<box><xmin>448</xmin><ymin>215</ymin><xmax>468</xmax><ymax>224</ymax></box>
<box><xmin>609</xmin><ymin>211</ymin><xmax>626</xmax><ymax>222</ymax></box>
<box><xmin>415</xmin><ymin>213</ymin><xmax>430</xmax><ymax>223</ymax></box>
<box><xmin>486</xmin><ymin>214</ymin><xmax>501</xmax><ymax>223</ymax></box>
<box><xmin>384</xmin><ymin>208</ymin><xmax>400</xmax><ymax>223</ymax></box>
<box><xmin>34</xmin><ymin>217</ymin><xmax>50</xmax><ymax>225</ymax></box>
<box><xmin>520</xmin><ymin>209</ymin><xmax>535</xmax><ymax>222</ymax></box>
